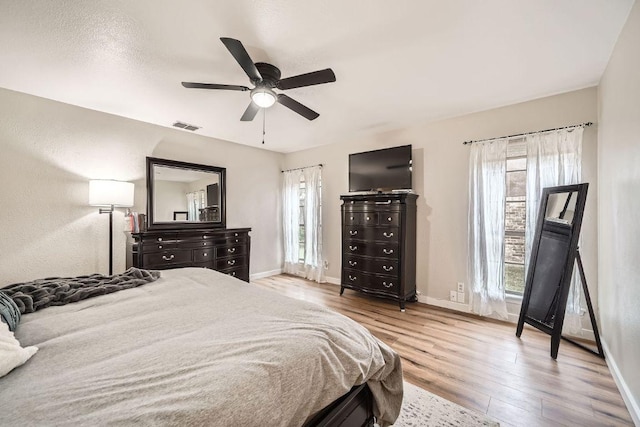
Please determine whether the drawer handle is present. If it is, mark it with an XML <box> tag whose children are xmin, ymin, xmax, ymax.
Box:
<box><xmin>235</xmin><ymin>239</ymin><xmax>239</xmax><ymax>243</ymax></box>
<box><xmin>162</xmin><ymin>254</ymin><xmax>174</xmax><ymax>261</ymax></box>
<box><xmin>227</xmin><ymin>260</ymin><xmax>236</xmax><ymax>266</ymax></box>
<box><xmin>203</xmin><ymin>235</ymin><xmax>208</xmax><ymax>239</ymax></box>
<box><xmin>348</xmin><ymin>275</ymin><xmax>357</xmax><ymax>281</ymax></box>
<box><xmin>157</xmin><ymin>238</ymin><xmax>163</xmax><ymax>242</ymax></box>
<box><xmin>383</xmin><ymin>265</ymin><xmax>393</xmax><ymax>272</ymax></box>
<box><xmin>376</xmin><ymin>200</ymin><xmax>392</xmax><ymax>205</ymax></box>
<box><xmin>349</xmin><ymin>245</ymin><xmax>358</xmax><ymax>251</ymax></box>
<box><xmin>203</xmin><ymin>242</ymin><xmax>208</xmax><ymax>246</ymax></box>
<box><xmin>387</xmin><ymin>217</ymin><xmax>393</xmax><ymax>222</ymax></box>
<box><xmin>234</xmin><ymin>233</ymin><xmax>238</xmax><ymax>236</ymax></box>
<box><xmin>383</xmin><ymin>232</ymin><xmax>394</xmax><ymax>238</ymax></box>
<box><xmin>349</xmin><ymin>216</ymin><xmax>354</xmax><ymax>220</ymax></box>
<box><xmin>203</xmin><ymin>252</ymin><xmax>208</xmax><ymax>257</ymax></box>
<box><xmin>158</xmin><ymin>245</ymin><xmax>163</xmax><ymax>249</ymax></box>
<box><xmin>231</xmin><ymin>271</ymin><xmax>236</xmax><ymax>277</ymax></box>
<box><xmin>383</xmin><ymin>248</ymin><xmax>394</xmax><ymax>255</ymax></box>
<box><xmin>349</xmin><ymin>230</ymin><xmax>358</xmax><ymax>236</ymax></box>
<box><xmin>348</xmin><ymin>260</ymin><xmax>357</xmax><ymax>267</ymax></box>
<box><xmin>382</xmin><ymin>281</ymin><xmax>393</xmax><ymax>288</ymax></box>
<box><xmin>366</xmin><ymin>216</ymin><xmax>371</xmax><ymax>221</ymax></box>
<box><xmin>228</xmin><ymin>248</ymin><xmax>236</xmax><ymax>253</ymax></box>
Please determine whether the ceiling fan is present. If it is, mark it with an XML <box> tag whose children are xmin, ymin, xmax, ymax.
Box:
<box><xmin>182</xmin><ymin>37</ymin><xmax>336</xmax><ymax>121</ymax></box>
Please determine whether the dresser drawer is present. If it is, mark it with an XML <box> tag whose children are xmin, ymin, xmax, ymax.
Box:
<box><xmin>344</xmin><ymin>255</ymin><xmax>399</xmax><ymax>277</ymax></box>
<box><xmin>344</xmin><ymin>242</ymin><xmax>399</xmax><ymax>258</ymax></box>
<box><xmin>181</xmin><ymin>239</ymin><xmax>216</xmax><ymax>249</ymax></box>
<box><xmin>215</xmin><ymin>244</ymin><xmax>247</xmax><ymax>258</ymax></box>
<box><xmin>219</xmin><ymin>266</ymin><xmax>249</xmax><ymax>281</ymax></box>
<box><xmin>215</xmin><ymin>256</ymin><xmax>247</xmax><ymax>270</ymax></box>
<box><xmin>141</xmin><ymin>234</ymin><xmax>178</xmax><ymax>244</ymax></box>
<box><xmin>343</xmin><ymin>226</ymin><xmax>399</xmax><ymax>243</ymax></box>
<box><xmin>343</xmin><ymin>270</ymin><xmax>399</xmax><ymax>294</ymax></box>
<box><xmin>142</xmin><ymin>242</ymin><xmax>176</xmax><ymax>251</ymax></box>
<box><xmin>194</xmin><ymin>248</ymin><xmax>214</xmax><ymax>263</ymax></box>
<box><xmin>142</xmin><ymin>249</ymin><xmax>192</xmax><ymax>267</ymax></box>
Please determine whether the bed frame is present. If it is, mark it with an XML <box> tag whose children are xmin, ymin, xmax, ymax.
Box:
<box><xmin>303</xmin><ymin>383</ymin><xmax>374</xmax><ymax>427</ymax></box>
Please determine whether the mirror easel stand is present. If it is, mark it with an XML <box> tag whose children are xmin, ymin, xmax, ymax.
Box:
<box><xmin>560</xmin><ymin>249</ymin><xmax>604</xmax><ymax>358</ymax></box>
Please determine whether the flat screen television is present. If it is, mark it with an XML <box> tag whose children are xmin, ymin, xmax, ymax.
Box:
<box><xmin>349</xmin><ymin>145</ymin><xmax>412</xmax><ymax>192</ymax></box>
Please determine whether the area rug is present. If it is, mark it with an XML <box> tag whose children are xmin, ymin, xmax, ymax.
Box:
<box><xmin>390</xmin><ymin>381</ymin><xmax>500</xmax><ymax>426</ymax></box>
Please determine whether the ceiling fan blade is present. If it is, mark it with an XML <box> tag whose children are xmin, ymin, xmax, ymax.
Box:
<box><xmin>182</xmin><ymin>82</ymin><xmax>249</xmax><ymax>91</ymax></box>
<box><xmin>276</xmin><ymin>68</ymin><xmax>336</xmax><ymax>90</ymax></box>
<box><xmin>240</xmin><ymin>102</ymin><xmax>260</xmax><ymax>121</ymax></box>
<box><xmin>220</xmin><ymin>37</ymin><xmax>262</xmax><ymax>82</ymax></box>
<box><xmin>277</xmin><ymin>94</ymin><xmax>319</xmax><ymax>120</ymax></box>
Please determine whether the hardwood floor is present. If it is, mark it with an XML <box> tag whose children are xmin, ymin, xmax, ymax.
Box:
<box><xmin>252</xmin><ymin>274</ymin><xmax>634</xmax><ymax>427</ymax></box>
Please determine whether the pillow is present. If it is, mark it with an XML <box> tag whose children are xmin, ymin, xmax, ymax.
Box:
<box><xmin>0</xmin><ymin>320</ymin><xmax>38</xmax><ymax>378</ymax></box>
<box><xmin>0</xmin><ymin>291</ymin><xmax>21</xmax><ymax>331</ymax></box>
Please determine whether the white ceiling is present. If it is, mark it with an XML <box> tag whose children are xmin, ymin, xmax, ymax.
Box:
<box><xmin>0</xmin><ymin>0</ymin><xmax>634</xmax><ymax>153</ymax></box>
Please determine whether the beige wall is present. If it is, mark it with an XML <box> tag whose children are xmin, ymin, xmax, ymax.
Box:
<box><xmin>284</xmin><ymin>88</ymin><xmax>598</xmax><ymax>321</ymax></box>
<box><xmin>597</xmin><ymin>1</ymin><xmax>640</xmax><ymax>422</ymax></box>
<box><xmin>0</xmin><ymin>87</ymin><xmax>284</xmax><ymax>285</ymax></box>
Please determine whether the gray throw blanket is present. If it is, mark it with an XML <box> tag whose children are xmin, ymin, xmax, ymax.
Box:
<box><xmin>1</xmin><ymin>268</ymin><xmax>160</xmax><ymax>314</ymax></box>
<box><xmin>0</xmin><ymin>291</ymin><xmax>21</xmax><ymax>331</ymax></box>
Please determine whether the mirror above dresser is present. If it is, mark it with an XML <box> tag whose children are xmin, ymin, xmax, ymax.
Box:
<box><xmin>147</xmin><ymin>157</ymin><xmax>226</xmax><ymax>230</ymax></box>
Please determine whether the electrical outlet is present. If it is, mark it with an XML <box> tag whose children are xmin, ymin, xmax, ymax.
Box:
<box><xmin>457</xmin><ymin>282</ymin><xmax>465</xmax><ymax>293</ymax></box>
<box><xmin>323</xmin><ymin>260</ymin><xmax>329</xmax><ymax>269</ymax></box>
<box><xmin>457</xmin><ymin>292</ymin><xmax>465</xmax><ymax>304</ymax></box>
<box><xmin>449</xmin><ymin>291</ymin><xmax>457</xmax><ymax>302</ymax></box>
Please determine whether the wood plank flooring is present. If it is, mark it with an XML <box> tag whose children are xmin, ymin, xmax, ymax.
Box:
<box><xmin>252</xmin><ymin>274</ymin><xmax>634</xmax><ymax>427</ymax></box>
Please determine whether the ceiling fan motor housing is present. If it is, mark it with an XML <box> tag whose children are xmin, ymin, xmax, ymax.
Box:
<box><xmin>254</xmin><ymin>62</ymin><xmax>281</xmax><ymax>88</ymax></box>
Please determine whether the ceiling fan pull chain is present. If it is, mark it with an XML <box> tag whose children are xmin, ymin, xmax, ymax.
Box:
<box><xmin>262</xmin><ymin>108</ymin><xmax>266</xmax><ymax>144</ymax></box>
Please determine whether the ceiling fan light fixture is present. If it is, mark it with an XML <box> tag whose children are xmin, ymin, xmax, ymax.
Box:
<box><xmin>251</xmin><ymin>88</ymin><xmax>276</xmax><ymax>108</ymax></box>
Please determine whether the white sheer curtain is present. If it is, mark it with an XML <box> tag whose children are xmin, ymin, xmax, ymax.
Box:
<box><xmin>281</xmin><ymin>166</ymin><xmax>324</xmax><ymax>282</ymax></box>
<box><xmin>282</xmin><ymin>169</ymin><xmax>302</xmax><ymax>275</ymax></box>
<box><xmin>186</xmin><ymin>192</ymin><xmax>198</xmax><ymax>222</ymax></box>
<box><xmin>525</xmin><ymin>127</ymin><xmax>583</xmax><ymax>333</ymax></box>
<box><xmin>301</xmin><ymin>166</ymin><xmax>324</xmax><ymax>282</ymax></box>
<box><xmin>468</xmin><ymin>139</ymin><xmax>509</xmax><ymax>319</ymax></box>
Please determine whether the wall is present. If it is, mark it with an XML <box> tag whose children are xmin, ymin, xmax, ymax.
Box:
<box><xmin>283</xmin><ymin>87</ymin><xmax>598</xmax><ymax>323</ymax></box>
<box><xmin>597</xmin><ymin>1</ymin><xmax>640</xmax><ymax>423</ymax></box>
<box><xmin>0</xmin><ymin>87</ymin><xmax>284</xmax><ymax>286</ymax></box>
<box><xmin>154</xmin><ymin>180</ymin><xmax>189</xmax><ymax>221</ymax></box>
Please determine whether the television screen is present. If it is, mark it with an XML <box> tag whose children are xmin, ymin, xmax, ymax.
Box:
<box><xmin>349</xmin><ymin>145</ymin><xmax>412</xmax><ymax>192</ymax></box>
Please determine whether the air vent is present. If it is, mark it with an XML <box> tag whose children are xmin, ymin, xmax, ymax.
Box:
<box><xmin>172</xmin><ymin>121</ymin><xmax>201</xmax><ymax>132</ymax></box>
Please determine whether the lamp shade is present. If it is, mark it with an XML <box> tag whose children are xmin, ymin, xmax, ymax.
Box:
<box><xmin>89</xmin><ymin>180</ymin><xmax>134</xmax><ymax>207</ymax></box>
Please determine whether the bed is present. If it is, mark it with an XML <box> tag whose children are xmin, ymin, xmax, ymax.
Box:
<box><xmin>0</xmin><ymin>267</ymin><xmax>403</xmax><ymax>426</ymax></box>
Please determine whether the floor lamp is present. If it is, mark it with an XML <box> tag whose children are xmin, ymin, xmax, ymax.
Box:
<box><xmin>89</xmin><ymin>179</ymin><xmax>135</xmax><ymax>276</ymax></box>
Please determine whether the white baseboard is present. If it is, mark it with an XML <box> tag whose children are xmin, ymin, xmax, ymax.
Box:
<box><xmin>250</xmin><ymin>268</ymin><xmax>282</xmax><ymax>281</ymax></box>
<box><xmin>325</xmin><ymin>276</ymin><xmax>341</xmax><ymax>286</ymax></box>
<box><xmin>420</xmin><ymin>295</ymin><xmax>471</xmax><ymax>313</ymax></box>
<box><xmin>601</xmin><ymin>339</ymin><xmax>640</xmax><ymax>426</ymax></box>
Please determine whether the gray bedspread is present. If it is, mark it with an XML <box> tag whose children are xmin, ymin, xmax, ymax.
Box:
<box><xmin>0</xmin><ymin>268</ymin><xmax>403</xmax><ymax>426</ymax></box>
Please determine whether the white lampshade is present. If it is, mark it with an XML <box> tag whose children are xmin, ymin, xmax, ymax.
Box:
<box><xmin>251</xmin><ymin>88</ymin><xmax>276</xmax><ymax>108</ymax></box>
<box><xmin>89</xmin><ymin>180</ymin><xmax>134</xmax><ymax>207</ymax></box>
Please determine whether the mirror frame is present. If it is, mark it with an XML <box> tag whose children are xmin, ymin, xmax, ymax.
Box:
<box><xmin>146</xmin><ymin>157</ymin><xmax>226</xmax><ymax>230</ymax></box>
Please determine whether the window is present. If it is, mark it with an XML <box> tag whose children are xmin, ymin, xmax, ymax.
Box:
<box><xmin>298</xmin><ymin>177</ymin><xmax>322</xmax><ymax>263</ymax></box>
<box><xmin>504</xmin><ymin>140</ymin><xmax>526</xmax><ymax>294</ymax></box>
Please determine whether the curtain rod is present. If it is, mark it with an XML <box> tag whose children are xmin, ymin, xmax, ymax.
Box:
<box><xmin>462</xmin><ymin>122</ymin><xmax>593</xmax><ymax>145</ymax></box>
<box><xmin>281</xmin><ymin>164</ymin><xmax>323</xmax><ymax>173</ymax></box>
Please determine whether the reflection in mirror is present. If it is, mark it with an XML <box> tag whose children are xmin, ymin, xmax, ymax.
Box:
<box><xmin>153</xmin><ymin>166</ymin><xmax>220</xmax><ymax>222</ymax></box>
<box><xmin>147</xmin><ymin>157</ymin><xmax>226</xmax><ymax>230</ymax></box>
<box><xmin>545</xmin><ymin>191</ymin><xmax>578</xmax><ymax>225</ymax></box>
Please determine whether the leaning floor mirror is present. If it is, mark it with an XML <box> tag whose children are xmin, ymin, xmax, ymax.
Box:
<box><xmin>515</xmin><ymin>183</ymin><xmax>603</xmax><ymax>359</ymax></box>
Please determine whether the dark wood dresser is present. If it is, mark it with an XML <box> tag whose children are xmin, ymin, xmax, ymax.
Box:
<box><xmin>130</xmin><ymin>228</ymin><xmax>251</xmax><ymax>282</ymax></box>
<box><xmin>340</xmin><ymin>193</ymin><xmax>417</xmax><ymax>310</ymax></box>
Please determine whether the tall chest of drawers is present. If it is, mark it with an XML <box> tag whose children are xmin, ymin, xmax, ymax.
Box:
<box><xmin>340</xmin><ymin>194</ymin><xmax>417</xmax><ymax>310</ymax></box>
<box><xmin>130</xmin><ymin>228</ymin><xmax>251</xmax><ymax>282</ymax></box>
